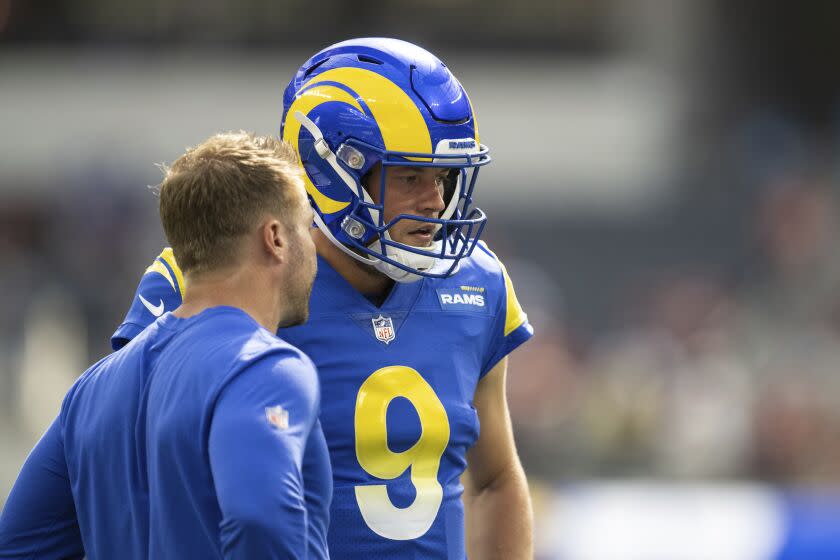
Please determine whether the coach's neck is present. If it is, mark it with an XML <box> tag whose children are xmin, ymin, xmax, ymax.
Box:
<box><xmin>173</xmin><ymin>241</ymin><xmax>283</xmax><ymax>333</ymax></box>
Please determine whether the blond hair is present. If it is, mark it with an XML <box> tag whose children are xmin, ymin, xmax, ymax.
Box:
<box><xmin>158</xmin><ymin>131</ymin><xmax>303</xmax><ymax>274</ymax></box>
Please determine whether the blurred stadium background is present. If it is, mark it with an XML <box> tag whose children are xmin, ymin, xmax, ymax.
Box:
<box><xmin>3</xmin><ymin>0</ymin><xmax>840</xmax><ymax>558</ymax></box>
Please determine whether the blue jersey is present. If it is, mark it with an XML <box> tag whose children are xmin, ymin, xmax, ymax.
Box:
<box><xmin>109</xmin><ymin>242</ymin><xmax>532</xmax><ymax>558</ymax></box>
<box><xmin>0</xmin><ymin>307</ymin><xmax>331</xmax><ymax>560</ymax></box>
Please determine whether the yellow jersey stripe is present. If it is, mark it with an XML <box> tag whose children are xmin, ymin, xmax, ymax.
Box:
<box><xmin>144</xmin><ymin>259</ymin><xmax>175</xmax><ymax>291</ymax></box>
<box><xmin>143</xmin><ymin>248</ymin><xmax>185</xmax><ymax>298</ymax></box>
<box><xmin>157</xmin><ymin>248</ymin><xmax>185</xmax><ymax>299</ymax></box>
<box><xmin>497</xmin><ymin>259</ymin><xmax>527</xmax><ymax>337</ymax></box>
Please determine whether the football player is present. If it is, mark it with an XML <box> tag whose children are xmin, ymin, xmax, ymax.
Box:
<box><xmin>112</xmin><ymin>38</ymin><xmax>533</xmax><ymax>559</ymax></box>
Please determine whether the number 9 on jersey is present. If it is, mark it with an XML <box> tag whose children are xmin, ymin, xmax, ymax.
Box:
<box><xmin>354</xmin><ymin>366</ymin><xmax>450</xmax><ymax>540</ymax></box>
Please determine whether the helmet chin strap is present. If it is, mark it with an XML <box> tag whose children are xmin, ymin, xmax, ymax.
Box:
<box><xmin>368</xmin><ymin>233</ymin><xmax>438</xmax><ymax>283</ymax></box>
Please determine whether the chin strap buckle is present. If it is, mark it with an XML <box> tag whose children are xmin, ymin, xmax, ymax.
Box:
<box><xmin>313</xmin><ymin>137</ymin><xmax>331</xmax><ymax>159</ymax></box>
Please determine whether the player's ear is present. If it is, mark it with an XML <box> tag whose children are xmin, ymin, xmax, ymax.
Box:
<box><xmin>261</xmin><ymin>219</ymin><xmax>286</xmax><ymax>263</ymax></box>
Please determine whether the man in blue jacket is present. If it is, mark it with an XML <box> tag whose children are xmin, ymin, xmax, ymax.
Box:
<box><xmin>0</xmin><ymin>132</ymin><xmax>331</xmax><ymax>559</ymax></box>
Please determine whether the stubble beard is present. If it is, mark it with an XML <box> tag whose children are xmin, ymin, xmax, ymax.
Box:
<box><xmin>278</xmin><ymin>246</ymin><xmax>316</xmax><ymax>329</ymax></box>
<box><xmin>277</xmin><ymin>281</ymin><xmax>312</xmax><ymax>329</ymax></box>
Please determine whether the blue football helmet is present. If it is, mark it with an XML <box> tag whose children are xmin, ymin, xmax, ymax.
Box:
<box><xmin>280</xmin><ymin>37</ymin><xmax>490</xmax><ymax>282</ymax></box>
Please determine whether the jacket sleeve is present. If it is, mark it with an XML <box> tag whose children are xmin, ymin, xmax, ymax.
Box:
<box><xmin>209</xmin><ymin>353</ymin><xmax>321</xmax><ymax>559</ymax></box>
<box><xmin>0</xmin><ymin>418</ymin><xmax>85</xmax><ymax>559</ymax></box>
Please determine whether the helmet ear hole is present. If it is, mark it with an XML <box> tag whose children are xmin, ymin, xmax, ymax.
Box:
<box><xmin>304</xmin><ymin>162</ymin><xmax>333</xmax><ymax>188</ymax></box>
<box><xmin>360</xmin><ymin>169</ymin><xmax>372</xmax><ymax>187</ymax></box>
<box><xmin>359</xmin><ymin>163</ymin><xmax>382</xmax><ymax>199</ymax></box>
<box><xmin>442</xmin><ymin>169</ymin><xmax>458</xmax><ymax>207</ymax></box>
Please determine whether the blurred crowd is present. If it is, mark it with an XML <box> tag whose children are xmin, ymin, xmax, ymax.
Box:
<box><xmin>0</xmin><ymin>175</ymin><xmax>163</xmax><ymax>488</ymax></box>
<box><xmin>508</xmin><ymin>170</ymin><xmax>840</xmax><ymax>485</ymax></box>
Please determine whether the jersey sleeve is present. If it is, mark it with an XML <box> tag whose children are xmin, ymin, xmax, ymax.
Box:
<box><xmin>301</xmin><ymin>419</ymin><xmax>331</xmax><ymax>560</ymax></box>
<box><xmin>0</xmin><ymin>418</ymin><xmax>85</xmax><ymax>560</ymax></box>
<box><xmin>111</xmin><ymin>248</ymin><xmax>185</xmax><ymax>350</ymax></box>
<box><xmin>479</xmin><ymin>246</ymin><xmax>534</xmax><ymax>377</ymax></box>
<box><xmin>209</xmin><ymin>352</ymin><xmax>324</xmax><ymax>560</ymax></box>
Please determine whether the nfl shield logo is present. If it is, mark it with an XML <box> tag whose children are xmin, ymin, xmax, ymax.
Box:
<box><xmin>371</xmin><ymin>315</ymin><xmax>396</xmax><ymax>344</ymax></box>
<box><xmin>265</xmin><ymin>405</ymin><xmax>289</xmax><ymax>430</ymax></box>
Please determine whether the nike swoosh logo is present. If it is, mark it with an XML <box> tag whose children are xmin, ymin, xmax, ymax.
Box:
<box><xmin>139</xmin><ymin>294</ymin><xmax>165</xmax><ymax>317</ymax></box>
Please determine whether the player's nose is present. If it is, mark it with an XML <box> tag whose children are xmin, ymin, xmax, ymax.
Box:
<box><xmin>418</xmin><ymin>176</ymin><xmax>446</xmax><ymax>215</ymax></box>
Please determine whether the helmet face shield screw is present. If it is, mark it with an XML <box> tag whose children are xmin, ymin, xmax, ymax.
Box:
<box><xmin>337</xmin><ymin>144</ymin><xmax>366</xmax><ymax>170</ymax></box>
<box><xmin>342</xmin><ymin>216</ymin><xmax>366</xmax><ymax>239</ymax></box>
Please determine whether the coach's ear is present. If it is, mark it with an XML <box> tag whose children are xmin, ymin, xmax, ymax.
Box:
<box><xmin>261</xmin><ymin>219</ymin><xmax>286</xmax><ymax>264</ymax></box>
